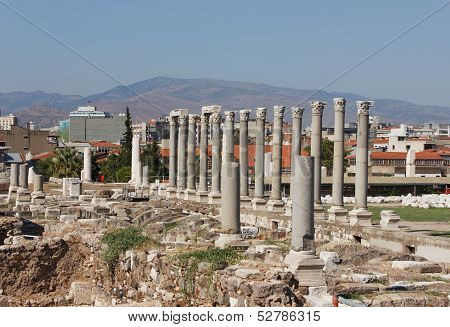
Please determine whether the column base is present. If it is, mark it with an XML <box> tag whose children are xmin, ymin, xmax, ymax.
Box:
<box><xmin>267</xmin><ymin>199</ymin><xmax>285</xmax><ymax>213</ymax></box>
<box><xmin>176</xmin><ymin>188</ymin><xmax>186</xmax><ymax>199</ymax></box>
<box><xmin>284</xmin><ymin>250</ymin><xmax>326</xmax><ymax>287</ymax></box>
<box><xmin>166</xmin><ymin>187</ymin><xmax>177</xmax><ymax>199</ymax></box>
<box><xmin>196</xmin><ymin>190</ymin><xmax>209</xmax><ymax>203</ymax></box>
<box><xmin>240</xmin><ymin>196</ymin><xmax>252</xmax><ymax>209</ymax></box>
<box><xmin>327</xmin><ymin>206</ymin><xmax>348</xmax><ymax>223</ymax></box>
<box><xmin>184</xmin><ymin>189</ymin><xmax>197</xmax><ymax>201</ymax></box>
<box><xmin>349</xmin><ymin>208</ymin><xmax>373</xmax><ymax>227</ymax></box>
<box><xmin>380</xmin><ymin>210</ymin><xmax>400</xmax><ymax>231</ymax></box>
<box><xmin>251</xmin><ymin>197</ymin><xmax>267</xmax><ymax>211</ymax></box>
<box><xmin>31</xmin><ymin>191</ymin><xmax>46</xmax><ymax>205</ymax></box>
<box><xmin>215</xmin><ymin>233</ymin><xmax>243</xmax><ymax>249</ymax></box>
<box><xmin>314</xmin><ymin>203</ymin><xmax>325</xmax><ymax>220</ymax></box>
<box><xmin>208</xmin><ymin>192</ymin><xmax>222</xmax><ymax>205</ymax></box>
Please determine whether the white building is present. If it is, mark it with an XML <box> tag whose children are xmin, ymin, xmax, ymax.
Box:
<box><xmin>69</xmin><ymin>105</ymin><xmax>111</xmax><ymax>118</ymax></box>
<box><xmin>0</xmin><ymin>114</ymin><xmax>18</xmax><ymax>130</ymax></box>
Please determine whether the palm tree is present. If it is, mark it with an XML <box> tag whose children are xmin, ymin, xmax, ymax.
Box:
<box><xmin>51</xmin><ymin>147</ymin><xmax>82</xmax><ymax>178</ymax></box>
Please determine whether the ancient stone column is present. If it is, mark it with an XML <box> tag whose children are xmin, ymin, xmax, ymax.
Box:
<box><xmin>239</xmin><ymin>109</ymin><xmax>252</xmax><ymax>208</ymax></box>
<box><xmin>19</xmin><ymin>163</ymin><xmax>29</xmax><ymax>189</ymax></box>
<box><xmin>406</xmin><ymin>149</ymin><xmax>416</xmax><ymax>177</ymax></box>
<box><xmin>7</xmin><ymin>163</ymin><xmax>20</xmax><ymax>202</ymax></box>
<box><xmin>268</xmin><ymin>105</ymin><xmax>285</xmax><ymax>212</ymax></box>
<box><xmin>208</xmin><ymin>112</ymin><xmax>222</xmax><ymax>204</ymax></box>
<box><xmin>83</xmin><ymin>147</ymin><xmax>92</xmax><ymax>182</ymax></box>
<box><xmin>310</xmin><ymin>101</ymin><xmax>327</xmax><ymax>219</ymax></box>
<box><xmin>185</xmin><ymin>114</ymin><xmax>199</xmax><ymax>200</ymax></box>
<box><xmin>142</xmin><ymin>165</ymin><xmax>149</xmax><ymax>187</ymax></box>
<box><xmin>131</xmin><ymin>134</ymin><xmax>140</xmax><ymax>183</ymax></box>
<box><xmin>251</xmin><ymin>107</ymin><xmax>267</xmax><ymax>210</ymax></box>
<box><xmin>177</xmin><ymin>114</ymin><xmax>188</xmax><ymax>197</ymax></box>
<box><xmin>328</xmin><ymin>98</ymin><xmax>348</xmax><ymax>222</ymax></box>
<box><xmin>215</xmin><ymin>162</ymin><xmax>242</xmax><ymax>248</ymax></box>
<box><xmin>349</xmin><ymin>101</ymin><xmax>374</xmax><ymax>226</ymax></box>
<box><xmin>10</xmin><ymin>163</ymin><xmax>19</xmax><ymax>187</ymax></box>
<box><xmin>28</xmin><ymin>166</ymin><xmax>35</xmax><ymax>186</ymax></box>
<box><xmin>223</xmin><ymin>111</ymin><xmax>235</xmax><ymax>164</ymax></box>
<box><xmin>196</xmin><ymin>113</ymin><xmax>209</xmax><ymax>202</ymax></box>
<box><xmin>136</xmin><ymin>161</ymin><xmax>142</xmax><ymax>186</ymax></box>
<box><xmin>167</xmin><ymin>115</ymin><xmax>178</xmax><ymax>198</ymax></box>
<box><xmin>31</xmin><ymin>174</ymin><xmax>46</xmax><ymax>205</ymax></box>
<box><xmin>284</xmin><ymin>155</ymin><xmax>325</xmax><ymax>287</ymax></box>
<box><xmin>291</xmin><ymin>106</ymin><xmax>304</xmax><ymax>175</ymax></box>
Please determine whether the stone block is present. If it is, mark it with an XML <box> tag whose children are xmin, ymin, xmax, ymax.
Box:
<box><xmin>69</xmin><ymin>282</ymin><xmax>92</xmax><ymax>305</ymax></box>
<box><xmin>319</xmin><ymin>251</ymin><xmax>341</xmax><ymax>272</ymax></box>
<box><xmin>234</xmin><ymin>268</ymin><xmax>260</xmax><ymax>279</ymax></box>
<box><xmin>266</xmin><ymin>199</ymin><xmax>285</xmax><ymax>213</ymax></box>
<box><xmin>349</xmin><ymin>208</ymin><xmax>373</xmax><ymax>227</ymax></box>
<box><xmin>380</xmin><ymin>210</ymin><xmax>400</xmax><ymax>231</ymax></box>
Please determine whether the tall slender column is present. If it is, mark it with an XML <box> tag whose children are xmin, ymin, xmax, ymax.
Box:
<box><xmin>291</xmin><ymin>107</ymin><xmax>304</xmax><ymax>175</ymax></box>
<box><xmin>284</xmin><ymin>155</ymin><xmax>325</xmax><ymax>287</ymax></box>
<box><xmin>142</xmin><ymin>165</ymin><xmax>149</xmax><ymax>187</ymax></box>
<box><xmin>167</xmin><ymin>115</ymin><xmax>178</xmax><ymax>198</ymax></box>
<box><xmin>208</xmin><ymin>112</ymin><xmax>222</xmax><ymax>204</ymax></box>
<box><xmin>328</xmin><ymin>98</ymin><xmax>348</xmax><ymax>222</ymax></box>
<box><xmin>239</xmin><ymin>109</ymin><xmax>251</xmax><ymax>207</ymax></box>
<box><xmin>267</xmin><ymin>105</ymin><xmax>285</xmax><ymax>212</ymax></box>
<box><xmin>349</xmin><ymin>101</ymin><xmax>374</xmax><ymax>226</ymax></box>
<box><xmin>185</xmin><ymin>114</ymin><xmax>199</xmax><ymax>200</ymax></box>
<box><xmin>196</xmin><ymin>113</ymin><xmax>209</xmax><ymax>202</ymax></box>
<box><xmin>310</xmin><ymin>101</ymin><xmax>327</xmax><ymax>218</ymax></box>
<box><xmin>223</xmin><ymin>111</ymin><xmax>235</xmax><ymax>164</ymax></box>
<box><xmin>83</xmin><ymin>147</ymin><xmax>92</xmax><ymax>182</ymax></box>
<box><xmin>19</xmin><ymin>163</ymin><xmax>29</xmax><ymax>189</ymax></box>
<box><xmin>131</xmin><ymin>134</ymin><xmax>140</xmax><ymax>184</ymax></box>
<box><xmin>177</xmin><ymin>114</ymin><xmax>188</xmax><ymax>195</ymax></box>
<box><xmin>252</xmin><ymin>107</ymin><xmax>267</xmax><ymax>210</ymax></box>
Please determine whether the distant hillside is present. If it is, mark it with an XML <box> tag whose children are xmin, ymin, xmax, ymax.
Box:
<box><xmin>1</xmin><ymin>77</ymin><xmax>449</xmax><ymax>127</ymax></box>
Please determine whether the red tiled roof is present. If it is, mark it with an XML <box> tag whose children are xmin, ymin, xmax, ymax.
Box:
<box><xmin>89</xmin><ymin>140</ymin><xmax>120</xmax><ymax>148</ymax></box>
<box><xmin>373</xmin><ymin>138</ymin><xmax>389</xmax><ymax>144</ymax></box>
<box><xmin>32</xmin><ymin>152</ymin><xmax>55</xmax><ymax>160</ymax></box>
<box><xmin>370</xmin><ymin>151</ymin><xmax>443</xmax><ymax>160</ymax></box>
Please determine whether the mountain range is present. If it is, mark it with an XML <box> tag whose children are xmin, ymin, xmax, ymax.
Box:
<box><xmin>1</xmin><ymin>77</ymin><xmax>449</xmax><ymax>128</ymax></box>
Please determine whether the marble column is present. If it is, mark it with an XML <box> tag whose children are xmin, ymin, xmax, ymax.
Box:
<box><xmin>167</xmin><ymin>115</ymin><xmax>178</xmax><ymax>198</ymax></box>
<box><xmin>328</xmin><ymin>98</ymin><xmax>348</xmax><ymax>222</ymax></box>
<box><xmin>31</xmin><ymin>174</ymin><xmax>46</xmax><ymax>205</ymax></box>
<box><xmin>310</xmin><ymin>101</ymin><xmax>327</xmax><ymax>219</ymax></box>
<box><xmin>215</xmin><ymin>162</ymin><xmax>242</xmax><ymax>248</ymax></box>
<box><xmin>349</xmin><ymin>101</ymin><xmax>374</xmax><ymax>226</ymax></box>
<box><xmin>19</xmin><ymin>163</ymin><xmax>29</xmax><ymax>189</ymax></box>
<box><xmin>406</xmin><ymin>149</ymin><xmax>416</xmax><ymax>177</ymax></box>
<box><xmin>267</xmin><ymin>105</ymin><xmax>285</xmax><ymax>212</ymax></box>
<box><xmin>223</xmin><ymin>111</ymin><xmax>235</xmax><ymax>164</ymax></box>
<box><xmin>136</xmin><ymin>161</ymin><xmax>142</xmax><ymax>186</ymax></box>
<box><xmin>284</xmin><ymin>155</ymin><xmax>325</xmax><ymax>287</ymax></box>
<box><xmin>239</xmin><ymin>109</ymin><xmax>252</xmax><ymax>208</ymax></box>
<box><xmin>142</xmin><ymin>165</ymin><xmax>149</xmax><ymax>187</ymax></box>
<box><xmin>251</xmin><ymin>107</ymin><xmax>267</xmax><ymax>210</ymax></box>
<box><xmin>291</xmin><ymin>106</ymin><xmax>304</xmax><ymax>175</ymax></box>
<box><xmin>208</xmin><ymin>112</ymin><xmax>222</xmax><ymax>204</ymax></box>
<box><xmin>196</xmin><ymin>113</ymin><xmax>209</xmax><ymax>202</ymax></box>
<box><xmin>83</xmin><ymin>147</ymin><xmax>92</xmax><ymax>182</ymax></box>
<box><xmin>131</xmin><ymin>134</ymin><xmax>140</xmax><ymax>184</ymax></box>
<box><xmin>177</xmin><ymin>114</ymin><xmax>188</xmax><ymax>197</ymax></box>
<box><xmin>185</xmin><ymin>114</ymin><xmax>199</xmax><ymax>200</ymax></box>
<box><xmin>7</xmin><ymin>163</ymin><xmax>20</xmax><ymax>202</ymax></box>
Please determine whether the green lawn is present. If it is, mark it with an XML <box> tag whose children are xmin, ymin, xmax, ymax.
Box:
<box><xmin>338</xmin><ymin>206</ymin><xmax>450</xmax><ymax>223</ymax></box>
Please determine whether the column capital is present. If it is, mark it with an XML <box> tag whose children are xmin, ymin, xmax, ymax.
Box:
<box><xmin>200</xmin><ymin>113</ymin><xmax>209</xmax><ymax>124</ymax></box>
<box><xmin>239</xmin><ymin>109</ymin><xmax>251</xmax><ymax>121</ymax></box>
<box><xmin>210</xmin><ymin>112</ymin><xmax>222</xmax><ymax>124</ymax></box>
<box><xmin>273</xmin><ymin>105</ymin><xmax>285</xmax><ymax>118</ymax></box>
<box><xmin>188</xmin><ymin>114</ymin><xmax>200</xmax><ymax>125</ymax></box>
<box><xmin>179</xmin><ymin>114</ymin><xmax>189</xmax><ymax>126</ymax></box>
<box><xmin>333</xmin><ymin>98</ymin><xmax>346</xmax><ymax>112</ymax></box>
<box><xmin>168</xmin><ymin>116</ymin><xmax>178</xmax><ymax>126</ymax></box>
<box><xmin>256</xmin><ymin>107</ymin><xmax>267</xmax><ymax>120</ymax></box>
<box><xmin>291</xmin><ymin>106</ymin><xmax>305</xmax><ymax>119</ymax></box>
<box><xmin>311</xmin><ymin>101</ymin><xmax>327</xmax><ymax>115</ymax></box>
<box><xmin>224</xmin><ymin>111</ymin><xmax>235</xmax><ymax>122</ymax></box>
<box><xmin>356</xmin><ymin>101</ymin><xmax>374</xmax><ymax>115</ymax></box>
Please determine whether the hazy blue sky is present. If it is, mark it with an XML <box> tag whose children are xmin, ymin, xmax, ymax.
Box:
<box><xmin>1</xmin><ymin>0</ymin><xmax>449</xmax><ymax>106</ymax></box>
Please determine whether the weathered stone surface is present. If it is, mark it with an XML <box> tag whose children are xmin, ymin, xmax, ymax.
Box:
<box><xmin>69</xmin><ymin>282</ymin><xmax>92</xmax><ymax>305</ymax></box>
<box><xmin>370</xmin><ymin>292</ymin><xmax>448</xmax><ymax>307</ymax></box>
<box><xmin>334</xmin><ymin>282</ymin><xmax>383</xmax><ymax>295</ymax></box>
<box><xmin>319</xmin><ymin>251</ymin><xmax>340</xmax><ymax>272</ymax></box>
<box><xmin>234</xmin><ymin>269</ymin><xmax>260</xmax><ymax>279</ymax></box>
<box><xmin>351</xmin><ymin>273</ymin><xmax>387</xmax><ymax>284</ymax></box>
<box><xmin>392</xmin><ymin>261</ymin><xmax>442</xmax><ymax>273</ymax></box>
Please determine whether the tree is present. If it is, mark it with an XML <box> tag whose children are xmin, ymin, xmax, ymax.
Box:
<box><xmin>50</xmin><ymin>147</ymin><xmax>82</xmax><ymax>178</ymax></box>
<box><xmin>141</xmin><ymin>139</ymin><xmax>167</xmax><ymax>182</ymax></box>
<box><xmin>303</xmin><ymin>139</ymin><xmax>350</xmax><ymax>176</ymax></box>
<box><xmin>119</xmin><ymin>106</ymin><xmax>133</xmax><ymax>166</ymax></box>
<box><xmin>34</xmin><ymin>157</ymin><xmax>53</xmax><ymax>181</ymax></box>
